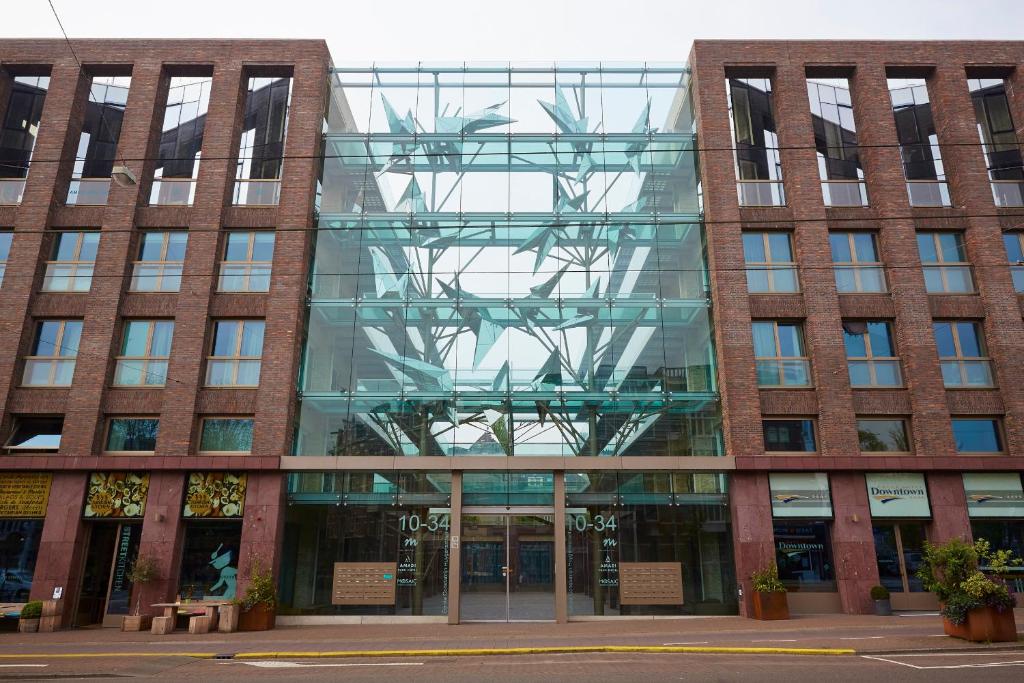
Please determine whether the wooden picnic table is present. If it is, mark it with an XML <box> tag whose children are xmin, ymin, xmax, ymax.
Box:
<box><xmin>150</xmin><ymin>601</ymin><xmax>230</xmax><ymax>622</ymax></box>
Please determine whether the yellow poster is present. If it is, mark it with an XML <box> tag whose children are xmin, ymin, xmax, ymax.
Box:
<box><xmin>84</xmin><ymin>472</ymin><xmax>150</xmax><ymax>518</ymax></box>
<box><xmin>184</xmin><ymin>472</ymin><xmax>247</xmax><ymax>518</ymax></box>
<box><xmin>0</xmin><ymin>472</ymin><xmax>52</xmax><ymax>518</ymax></box>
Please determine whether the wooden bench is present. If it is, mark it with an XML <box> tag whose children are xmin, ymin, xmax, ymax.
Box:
<box><xmin>151</xmin><ymin>600</ymin><xmax>228</xmax><ymax>634</ymax></box>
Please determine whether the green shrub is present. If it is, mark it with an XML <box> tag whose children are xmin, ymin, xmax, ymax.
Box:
<box><xmin>916</xmin><ymin>538</ymin><xmax>1020</xmax><ymax>624</ymax></box>
<box><xmin>20</xmin><ymin>601</ymin><xmax>42</xmax><ymax>619</ymax></box>
<box><xmin>870</xmin><ymin>585</ymin><xmax>890</xmax><ymax>601</ymax></box>
<box><xmin>751</xmin><ymin>564</ymin><xmax>786</xmax><ymax>593</ymax></box>
<box><xmin>242</xmin><ymin>559</ymin><xmax>276</xmax><ymax>610</ymax></box>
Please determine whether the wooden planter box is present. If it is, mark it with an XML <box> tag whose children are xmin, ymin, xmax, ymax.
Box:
<box><xmin>121</xmin><ymin>615</ymin><xmax>152</xmax><ymax>632</ymax></box>
<box><xmin>943</xmin><ymin>606</ymin><xmax>1017</xmax><ymax>643</ymax></box>
<box><xmin>751</xmin><ymin>591</ymin><xmax>789</xmax><ymax>620</ymax></box>
<box><xmin>237</xmin><ymin>603</ymin><xmax>275</xmax><ymax>632</ymax></box>
<box><xmin>218</xmin><ymin>604</ymin><xmax>239</xmax><ymax>633</ymax></box>
<box><xmin>17</xmin><ymin>618</ymin><xmax>39</xmax><ymax>633</ymax></box>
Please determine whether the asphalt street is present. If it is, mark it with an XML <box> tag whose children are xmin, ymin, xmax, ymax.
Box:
<box><xmin>2</xmin><ymin>651</ymin><xmax>1024</xmax><ymax>682</ymax></box>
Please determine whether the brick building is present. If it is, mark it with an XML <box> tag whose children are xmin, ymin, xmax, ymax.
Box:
<box><xmin>0</xmin><ymin>39</ymin><xmax>1021</xmax><ymax>627</ymax></box>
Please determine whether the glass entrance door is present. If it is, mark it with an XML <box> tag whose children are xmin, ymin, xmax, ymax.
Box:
<box><xmin>460</xmin><ymin>512</ymin><xmax>555</xmax><ymax>621</ymax></box>
<box><xmin>76</xmin><ymin>523</ymin><xmax>141</xmax><ymax>627</ymax></box>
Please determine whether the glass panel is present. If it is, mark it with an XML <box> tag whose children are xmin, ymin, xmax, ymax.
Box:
<box><xmin>106</xmin><ymin>418</ymin><xmax>159</xmax><ymax>452</ymax></box>
<box><xmin>857</xmin><ymin>419</ymin><xmax>909</xmax><ymax>452</ymax></box>
<box><xmin>899</xmin><ymin>523</ymin><xmax>927</xmax><ymax>592</ymax></box>
<box><xmin>121</xmin><ymin>321</ymin><xmax>150</xmax><ymax>357</ymax></box>
<box><xmin>763</xmin><ymin>420</ymin><xmax>816</xmax><ymax>452</ymax></box>
<box><xmin>872</xmin><ymin>525</ymin><xmax>903</xmax><ymax>593</ymax></box>
<box><xmin>0</xmin><ymin>520</ymin><xmax>43</xmax><ymax>602</ymax></box>
<box><xmin>177</xmin><ymin>522</ymin><xmax>241</xmax><ymax>600</ymax></box>
<box><xmin>212</xmin><ymin>322</ymin><xmax>239</xmax><ymax>357</ymax></box>
<box><xmin>774</xmin><ymin>520</ymin><xmax>836</xmax><ymax>591</ymax></box>
<box><xmin>200</xmin><ymin>419</ymin><xmax>254</xmax><ymax>452</ymax></box>
<box><xmin>952</xmin><ymin>419</ymin><xmax>1002</xmax><ymax>452</ymax></box>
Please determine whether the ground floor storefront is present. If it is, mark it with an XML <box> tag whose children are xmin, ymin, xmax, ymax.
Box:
<box><xmin>1</xmin><ymin>468</ymin><xmax>1021</xmax><ymax>626</ymax></box>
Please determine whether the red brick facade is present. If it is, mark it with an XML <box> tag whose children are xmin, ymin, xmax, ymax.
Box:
<box><xmin>690</xmin><ymin>40</ymin><xmax>1024</xmax><ymax>614</ymax></box>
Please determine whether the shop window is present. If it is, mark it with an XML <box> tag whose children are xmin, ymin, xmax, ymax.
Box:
<box><xmin>872</xmin><ymin>522</ymin><xmax>926</xmax><ymax>593</ymax></box>
<box><xmin>177</xmin><ymin>521</ymin><xmax>241</xmax><ymax>600</ymax></box>
<box><xmin>130</xmin><ymin>231</ymin><xmax>187</xmax><ymax>292</ymax></box>
<box><xmin>857</xmin><ymin>418</ymin><xmax>910</xmax><ymax>453</ymax></box>
<box><xmin>104</xmin><ymin>418</ymin><xmax>159</xmax><ymax>453</ymax></box>
<box><xmin>22</xmin><ymin>320</ymin><xmax>82</xmax><ymax>386</ymax></box>
<box><xmin>933</xmin><ymin>321</ymin><xmax>994</xmax><ymax>388</ymax></box>
<box><xmin>113</xmin><ymin>320</ymin><xmax>173</xmax><ymax>386</ymax></box>
<box><xmin>830</xmin><ymin>232</ymin><xmax>886</xmax><ymax>293</ymax></box>
<box><xmin>4</xmin><ymin>417</ymin><xmax>63</xmax><ymax>452</ymax></box>
<box><xmin>752</xmin><ymin>321</ymin><xmax>811</xmax><ymax>387</ymax></box>
<box><xmin>198</xmin><ymin>418</ymin><xmax>254</xmax><ymax>453</ymax></box>
<box><xmin>742</xmin><ymin>232</ymin><xmax>798</xmax><ymax>293</ymax></box>
<box><xmin>0</xmin><ymin>520</ymin><xmax>44</xmax><ymax>601</ymax></box>
<box><xmin>917</xmin><ymin>232</ymin><xmax>973</xmax><ymax>293</ymax></box>
<box><xmin>773</xmin><ymin>520</ymin><xmax>836</xmax><ymax>591</ymax></box>
<box><xmin>763</xmin><ymin>419</ymin><xmax>817</xmax><ymax>452</ymax></box>
<box><xmin>218</xmin><ymin>231</ymin><xmax>274</xmax><ymax>292</ymax></box>
<box><xmin>971</xmin><ymin>520</ymin><xmax>1024</xmax><ymax>568</ymax></box>
<box><xmin>206</xmin><ymin>320</ymin><xmax>264</xmax><ymax>387</ymax></box>
<box><xmin>952</xmin><ymin>418</ymin><xmax>1003</xmax><ymax>453</ymax></box>
<box><xmin>843</xmin><ymin>321</ymin><xmax>902</xmax><ymax>387</ymax></box>
<box><xmin>42</xmin><ymin>231</ymin><xmax>100</xmax><ymax>292</ymax></box>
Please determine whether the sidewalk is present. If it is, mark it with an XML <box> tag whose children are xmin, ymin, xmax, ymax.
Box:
<box><xmin>0</xmin><ymin>610</ymin><xmax>1021</xmax><ymax>658</ymax></box>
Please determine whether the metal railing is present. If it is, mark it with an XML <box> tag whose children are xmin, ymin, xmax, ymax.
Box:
<box><xmin>821</xmin><ymin>180</ymin><xmax>868</xmax><ymax>207</ymax></box>
<box><xmin>233</xmin><ymin>179</ymin><xmax>281</xmax><ymax>206</ymax></box>
<box><xmin>66</xmin><ymin>178</ymin><xmax>111</xmax><ymax>205</ymax></box>
<box><xmin>737</xmin><ymin>180</ymin><xmax>785</xmax><ymax>207</ymax></box>
<box><xmin>906</xmin><ymin>180</ymin><xmax>951</xmax><ymax>207</ymax></box>
<box><xmin>149</xmin><ymin>178</ymin><xmax>196</xmax><ymax>206</ymax></box>
<box><xmin>0</xmin><ymin>179</ymin><xmax>26</xmax><ymax>205</ymax></box>
<box><xmin>991</xmin><ymin>180</ymin><xmax>1024</xmax><ymax>207</ymax></box>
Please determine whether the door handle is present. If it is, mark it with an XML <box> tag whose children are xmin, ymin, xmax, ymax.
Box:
<box><xmin>501</xmin><ymin>566</ymin><xmax>510</xmax><ymax>576</ymax></box>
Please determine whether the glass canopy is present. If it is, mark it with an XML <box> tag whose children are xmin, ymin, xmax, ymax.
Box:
<box><xmin>296</xmin><ymin>63</ymin><xmax>721</xmax><ymax>457</ymax></box>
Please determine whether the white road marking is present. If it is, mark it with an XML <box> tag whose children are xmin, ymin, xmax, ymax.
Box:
<box><xmin>750</xmin><ymin>639</ymin><xmax>798</xmax><ymax>643</ymax></box>
<box><xmin>663</xmin><ymin>641</ymin><xmax>710</xmax><ymax>645</ymax></box>
<box><xmin>862</xmin><ymin>654</ymin><xmax>1024</xmax><ymax>670</ymax></box>
<box><xmin>838</xmin><ymin>636</ymin><xmax>885</xmax><ymax>640</ymax></box>
<box><xmin>0</xmin><ymin>664</ymin><xmax>48</xmax><ymax>668</ymax></box>
<box><xmin>239</xmin><ymin>661</ymin><xmax>424</xmax><ymax>669</ymax></box>
<box><xmin>896</xmin><ymin>612</ymin><xmax>939</xmax><ymax>617</ymax></box>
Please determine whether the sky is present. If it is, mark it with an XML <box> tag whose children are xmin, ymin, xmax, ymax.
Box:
<box><xmin>5</xmin><ymin>0</ymin><xmax>1024</xmax><ymax>62</ymax></box>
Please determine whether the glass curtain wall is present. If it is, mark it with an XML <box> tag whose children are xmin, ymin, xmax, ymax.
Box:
<box><xmin>565</xmin><ymin>471</ymin><xmax>736</xmax><ymax>615</ymax></box>
<box><xmin>0</xmin><ymin>76</ymin><xmax>50</xmax><ymax>205</ymax></box>
<box><xmin>297</xmin><ymin>63</ymin><xmax>720</xmax><ymax>458</ymax></box>
<box><xmin>68</xmin><ymin>76</ymin><xmax>131</xmax><ymax>205</ymax></box>
<box><xmin>234</xmin><ymin>76</ymin><xmax>292</xmax><ymax>205</ymax></box>
<box><xmin>279</xmin><ymin>472</ymin><xmax>452</xmax><ymax>616</ymax></box>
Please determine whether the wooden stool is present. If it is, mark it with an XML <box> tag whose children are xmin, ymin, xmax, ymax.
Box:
<box><xmin>151</xmin><ymin>616</ymin><xmax>174</xmax><ymax>635</ymax></box>
<box><xmin>188</xmin><ymin>615</ymin><xmax>210</xmax><ymax>634</ymax></box>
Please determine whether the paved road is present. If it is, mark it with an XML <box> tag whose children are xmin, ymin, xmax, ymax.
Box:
<box><xmin>4</xmin><ymin>651</ymin><xmax>1024</xmax><ymax>682</ymax></box>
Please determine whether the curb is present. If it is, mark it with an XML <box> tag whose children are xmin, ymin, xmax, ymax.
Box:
<box><xmin>0</xmin><ymin>645</ymin><xmax>855</xmax><ymax>659</ymax></box>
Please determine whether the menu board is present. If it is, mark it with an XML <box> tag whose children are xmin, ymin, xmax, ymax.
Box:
<box><xmin>183</xmin><ymin>472</ymin><xmax>247</xmax><ymax>518</ymax></box>
<box><xmin>84</xmin><ymin>472</ymin><xmax>150</xmax><ymax>518</ymax></box>
<box><xmin>0</xmin><ymin>472</ymin><xmax>52</xmax><ymax>518</ymax></box>
<box><xmin>619</xmin><ymin>562</ymin><xmax>684</xmax><ymax>605</ymax></box>
<box><xmin>332</xmin><ymin>562</ymin><xmax>398</xmax><ymax>605</ymax></box>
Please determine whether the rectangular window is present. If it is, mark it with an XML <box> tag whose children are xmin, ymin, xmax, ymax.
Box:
<box><xmin>0</xmin><ymin>230</ymin><xmax>11</xmax><ymax>286</ymax></box>
<box><xmin>807</xmin><ymin>76</ymin><xmax>867</xmax><ymax>206</ymax></box>
<box><xmin>105</xmin><ymin>417</ymin><xmax>159</xmax><ymax>453</ymax></box>
<box><xmin>763</xmin><ymin>419</ymin><xmax>817</xmax><ymax>452</ymax></box>
<box><xmin>726</xmin><ymin>76</ymin><xmax>784</xmax><ymax>206</ymax></box>
<box><xmin>951</xmin><ymin>418</ymin><xmax>1003</xmax><ymax>453</ymax></box>
<box><xmin>0</xmin><ymin>75</ymin><xmax>49</xmax><ymax>205</ymax></box>
<box><xmin>857</xmin><ymin>418</ymin><xmax>910</xmax><ymax>452</ymax></box>
<box><xmin>234</xmin><ymin>76</ymin><xmax>292</xmax><ymax>206</ymax></box>
<box><xmin>199</xmin><ymin>418</ymin><xmax>254</xmax><ymax>453</ymax></box>
<box><xmin>917</xmin><ymin>232</ymin><xmax>974</xmax><ymax>293</ymax></box>
<box><xmin>742</xmin><ymin>231</ymin><xmax>797</xmax><ymax>293</ymax></box>
<box><xmin>151</xmin><ymin>75</ymin><xmax>212</xmax><ymax>206</ymax></box>
<box><xmin>206</xmin><ymin>320</ymin><xmax>264</xmax><ymax>387</ymax></box>
<box><xmin>23</xmin><ymin>320</ymin><xmax>82</xmax><ymax>386</ymax></box>
<box><xmin>887</xmin><ymin>77</ymin><xmax>951</xmax><ymax>207</ymax></box>
<box><xmin>752</xmin><ymin>321</ymin><xmax>810</xmax><ymax>387</ymax></box>
<box><xmin>113</xmin><ymin>320</ymin><xmax>174</xmax><ymax>386</ymax></box>
<box><xmin>218</xmin><ymin>231</ymin><xmax>274</xmax><ymax>292</ymax></box>
<box><xmin>843</xmin><ymin>321</ymin><xmax>901</xmax><ymax>387</ymax></box>
<box><xmin>968</xmin><ymin>77</ymin><xmax>1024</xmax><ymax>207</ymax></box>
<box><xmin>933</xmin><ymin>321</ymin><xmax>994</xmax><ymax>387</ymax></box>
<box><xmin>872</xmin><ymin>523</ymin><xmax>926</xmax><ymax>593</ymax></box>
<box><xmin>178</xmin><ymin>521</ymin><xmax>242</xmax><ymax>599</ymax></box>
<box><xmin>773</xmin><ymin>520</ymin><xmax>836</xmax><ymax>591</ymax></box>
<box><xmin>0</xmin><ymin>519</ymin><xmax>43</xmax><ymax>601</ymax></box>
<box><xmin>130</xmin><ymin>231</ymin><xmax>187</xmax><ymax>292</ymax></box>
<box><xmin>67</xmin><ymin>75</ymin><xmax>131</xmax><ymax>206</ymax></box>
<box><xmin>4</xmin><ymin>417</ymin><xmax>63</xmax><ymax>451</ymax></box>
<box><xmin>830</xmin><ymin>232</ymin><xmax>886</xmax><ymax>293</ymax></box>
<box><xmin>1003</xmin><ymin>233</ymin><xmax>1024</xmax><ymax>293</ymax></box>
<box><xmin>42</xmin><ymin>231</ymin><xmax>100</xmax><ymax>292</ymax></box>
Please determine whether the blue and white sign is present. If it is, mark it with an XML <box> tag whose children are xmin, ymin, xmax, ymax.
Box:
<box><xmin>865</xmin><ymin>473</ymin><xmax>930</xmax><ymax>518</ymax></box>
<box><xmin>964</xmin><ymin>473</ymin><xmax>1024</xmax><ymax>518</ymax></box>
<box><xmin>769</xmin><ymin>473</ymin><xmax>832</xmax><ymax>518</ymax></box>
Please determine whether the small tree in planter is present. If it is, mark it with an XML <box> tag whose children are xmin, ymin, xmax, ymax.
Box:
<box><xmin>750</xmin><ymin>564</ymin><xmax>789</xmax><ymax>620</ymax></box>
<box><xmin>237</xmin><ymin>559</ymin><xmax>276</xmax><ymax>632</ymax></box>
<box><xmin>870</xmin><ymin>585</ymin><xmax>891</xmax><ymax>616</ymax></box>
<box><xmin>917</xmin><ymin>538</ymin><xmax>1019</xmax><ymax>642</ymax></box>
<box><xmin>17</xmin><ymin>601</ymin><xmax>42</xmax><ymax>633</ymax></box>
<box><xmin>122</xmin><ymin>555</ymin><xmax>159</xmax><ymax>631</ymax></box>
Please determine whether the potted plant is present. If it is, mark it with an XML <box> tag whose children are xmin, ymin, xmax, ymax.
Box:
<box><xmin>870</xmin><ymin>585</ymin><xmax>891</xmax><ymax>616</ymax></box>
<box><xmin>17</xmin><ymin>601</ymin><xmax>42</xmax><ymax>633</ymax></box>
<box><xmin>750</xmin><ymin>564</ymin><xmax>789</xmax><ymax>620</ymax></box>
<box><xmin>237</xmin><ymin>560</ymin><xmax>276</xmax><ymax>631</ymax></box>
<box><xmin>917</xmin><ymin>538</ymin><xmax>1019</xmax><ymax>642</ymax></box>
<box><xmin>122</xmin><ymin>555</ymin><xmax>159</xmax><ymax>631</ymax></box>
